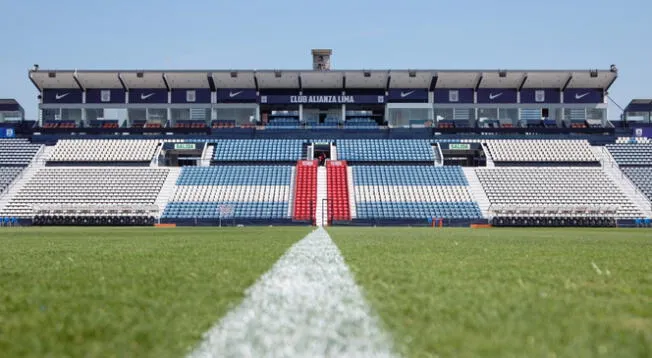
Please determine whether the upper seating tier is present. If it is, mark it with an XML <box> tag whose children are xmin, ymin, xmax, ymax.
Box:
<box><xmin>485</xmin><ymin>140</ymin><xmax>597</xmax><ymax>163</ymax></box>
<box><xmin>337</xmin><ymin>139</ymin><xmax>434</xmax><ymax>162</ymax></box>
<box><xmin>48</xmin><ymin>139</ymin><xmax>159</xmax><ymax>163</ymax></box>
<box><xmin>212</xmin><ymin>140</ymin><xmax>303</xmax><ymax>162</ymax></box>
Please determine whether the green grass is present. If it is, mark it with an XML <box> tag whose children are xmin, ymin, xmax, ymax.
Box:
<box><xmin>329</xmin><ymin>227</ymin><xmax>652</xmax><ymax>358</ymax></box>
<box><xmin>0</xmin><ymin>226</ymin><xmax>309</xmax><ymax>358</ymax></box>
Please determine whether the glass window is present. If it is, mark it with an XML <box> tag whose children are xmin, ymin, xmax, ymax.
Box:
<box><xmin>171</xmin><ymin>108</ymin><xmax>190</xmax><ymax>121</ymax></box>
<box><xmin>388</xmin><ymin>108</ymin><xmax>430</xmax><ymax>127</ymax></box>
<box><xmin>128</xmin><ymin>109</ymin><xmax>146</xmax><ymax>122</ymax></box>
<box><xmin>61</xmin><ymin>108</ymin><xmax>82</xmax><ymax>121</ymax></box>
<box><xmin>434</xmin><ymin>108</ymin><xmax>454</xmax><ymax>121</ymax></box>
<box><xmin>215</xmin><ymin>107</ymin><xmax>257</xmax><ymax>125</ymax></box>
<box><xmin>147</xmin><ymin>108</ymin><xmax>167</xmax><ymax>122</ymax></box>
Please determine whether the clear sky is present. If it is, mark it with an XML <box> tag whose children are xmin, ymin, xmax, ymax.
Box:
<box><xmin>1</xmin><ymin>0</ymin><xmax>650</xmax><ymax>119</ymax></box>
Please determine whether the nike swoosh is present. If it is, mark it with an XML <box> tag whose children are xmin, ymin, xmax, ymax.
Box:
<box><xmin>489</xmin><ymin>93</ymin><xmax>502</xmax><ymax>100</ymax></box>
<box><xmin>575</xmin><ymin>92</ymin><xmax>590</xmax><ymax>99</ymax></box>
<box><xmin>229</xmin><ymin>90</ymin><xmax>243</xmax><ymax>98</ymax></box>
<box><xmin>141</xmin><ymin>93</ymin><xmax>155</xmax><ymax>100</ymax></box>
<box><xmin>400</xmin><ymin>90</ymin><xmax>415</xmax><ymax>98</ymax></box>
<box><xmin>55</xmin><ymin>93</ymin><xmax>69</xmax><ymax>100</ymax></box>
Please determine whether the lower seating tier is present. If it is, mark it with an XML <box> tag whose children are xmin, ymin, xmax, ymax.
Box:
<box><xmin>476</xmin><ymin>167</ymin><xmax>641</xmax><ymax>218</ymax></box>
<box><xmin>356</xmin><ymin>202</ymin><xmax>482</xmax><ymax>219</ymax></box>
<box><xmin>621</xmin><ymin>167</ymin><xmax>652</xmax><ymax>202</ymax></box>
<box><xmin>355</xmin><ymin>186</ymin><xmax>473</xmax><ymax>202</ymax></box>
<box><xmin>162</xmin><ymin>202</ymin><xmax>289</xmax><ymax>219</ymax></box>
<box><xmin>0</xmin><ymin>167</ymin><xmax>23</xmax><ymax>194</ymax></box>
<box><xmin>353</xmin><ymin>166</ymin><xmax>468</xmax><ymax>186</ymax></box>
<box><xmin>0</xmin><ymin>168</ymin><xmax>169</xmax><ymax>218</ymax></box>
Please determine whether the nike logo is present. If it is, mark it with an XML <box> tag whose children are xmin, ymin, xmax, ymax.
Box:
<box><xmin>141</xmin><ymin>93</ymin><xmax>155</xmax><ymax>100</ymax></box>
<box><xmin>55</xmin><ymin>93</ymin><xmax>69</xmax><ymax>100</ymax></box>
<box><xmin>489</xmin><ymin>92</ymin><xmax>502</xmax><ymax>100</ymax></box>
<box><xmin>229</xmin><ymin>90</ymin><xmax>243</xmax><ymax>98</ymax></box>
<box><xmin>400</xmin><ymin>90</ymin><xmax>415</xmax><ymax>98</ymax></box>
<box><xmin>575</xmin><ymin>92</ymin><xmax>590</xmax><ymax>100</ymax></box>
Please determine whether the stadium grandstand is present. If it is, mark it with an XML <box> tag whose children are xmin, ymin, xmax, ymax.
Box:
<box><xmin>1</xmin><ymin>49</ymin><xmax>652</xmax><ymax>228</ymax></box>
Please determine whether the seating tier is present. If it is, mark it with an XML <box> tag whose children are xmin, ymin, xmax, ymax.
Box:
<box><xmin>293</xmin><ymin>160</ymin><xmax>317</xmax><ymax>221</ymax></box>
<box><xmin>352</xmin><ymin>166</ymin><xmax>468</xmax><ymax>186</ymax></box>
<box><xmin>176</xmin><ymin>166</ymin><xmax>292</xmax><ymax>186</ymax></box>
<box><xmin>0</xmin><ymin>167</ymin><xmax>23</xmax><ymax>194</ymax></box>
<box><xmin>486</xmin><ymin>140</ymin><xmax>597</xmax><ymax>163</ymax></box>
<box><xmin>606</xmin><ymin>144</ymin><xmax>652</xmax><ymax>166</ymax></box>
<box><xmin>0</xmin><ymin>138</ymin><xmax>42</xmax><ymax>166</ymax></box>
<box><xmin>621</xmin><ymin>167</ymin><xmax>652</xmax><ymax>202</ymax></box>
<box><xmin>163</xmin><ymin>166</ymin><xmax>293</xmax><ymax>220</ymax></box>
<box><xmin>48</xmin><ymin>139</ymin><xmax>159</xmax><ymax>163</ymax></box>
<box><xmin>212</xmin><ymin>139</ymin><xmax>303</xmax><ymax>162</ymax></box>
<box><xmin>352</xmin><ymin>165</ymin><xmax>481</xmax><ymax>220</ymax></box>
<box><xmin>337</xmin><ymin>139</ymin><xmax>434</xmax><ymax>162</ymax></box>
<box><xmin>476</xmin><ymin>168</ymin><xmax>641</xmax><ymax>218</ymax></box>
<box><xmin>0</xmin><ymin>168</ymin><xmax>169</xmax><ymax>218</ymax></box>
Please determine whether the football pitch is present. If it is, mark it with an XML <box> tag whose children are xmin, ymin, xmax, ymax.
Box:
<box><xmin>1</xmin><ymin>227</ymin><xmax>650</xmax><ymax>357</ymax></box>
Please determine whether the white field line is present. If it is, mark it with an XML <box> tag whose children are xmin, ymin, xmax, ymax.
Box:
<box><xmin>188</xmin><ymin>227</ymin><xmax>397</xmax><ymax>358</ymax></box>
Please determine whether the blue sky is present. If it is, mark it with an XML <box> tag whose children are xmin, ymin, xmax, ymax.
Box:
<box><xmin>1</xmin><ymin>0</ymin><xmax>650</xmax><ymax>119</ymax></box>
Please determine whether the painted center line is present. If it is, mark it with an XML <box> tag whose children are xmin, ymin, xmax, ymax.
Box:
<box><xmin>188</xmin><ymin>227</ymin><xmax>397</xmax><ymax>358</ymax></box>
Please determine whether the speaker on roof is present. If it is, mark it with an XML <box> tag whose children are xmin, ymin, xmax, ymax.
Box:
<box><xmin>137</xmin><ymin>72</ymin><xmax>144</xmax><ymax>78</ymax></box>
<box><xmin>364</xmin><ymin>71</ymin><xmax>371</xmax><ymax>78</ymax></box>
<box><xmin>590</xmin><ymin>70</ymin><xmax>598</xmax><ymax>78</ymax></box>
<box><xmin>48</xmin><ymin>72</ymin><xmax>56</xmax><ymax>78</ymax></box>
<box><xmin>409</xmin><ymin>70</ymin><xmax>416</xmax><ymax>78</ymax></box>
<box><xmin>230</xmin><ymin>71</ymin><xmax>238</xmax><ymax>78</ymax></box>
<box><xmin>499</xmin><ymin>70</ymin><xmax>507</xmax><ymax>78</ymax></box>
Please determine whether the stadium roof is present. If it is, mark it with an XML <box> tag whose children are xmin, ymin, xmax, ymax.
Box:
<box><xmin>29</xmin><ymin>69</ymin><xmax>617</xmax><ymax>91</ymax></box>
<box><xmin>624</xmin><ymin>99</ymin><xmax>652</xmax><ymax>112</ymax></box>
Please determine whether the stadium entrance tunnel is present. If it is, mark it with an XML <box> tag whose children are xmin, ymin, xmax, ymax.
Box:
<box><xmin>439</xmin><ymin>142</ymin><xmax>487</xmax><ymax>166</ymax></box>
<box><xmin>313</xmin><ymin>143</ymin><xmax>331</xmax><ymax>165</ymax></box>
<box><xmin>162</xmin><ymin>142</ymin><xmax>205</xmax><ymax>166</ymax></box>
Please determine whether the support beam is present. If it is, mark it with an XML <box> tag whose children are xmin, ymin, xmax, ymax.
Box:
<box><xmin>73</xmin><ymin>72</ymin><xmax>85</xmax><ymax>91</ymax></box>
<box><xmin>561</xmin><ymin>73</ymin><xmax>573</xmax><ymax>91</ymax></box>
<box><xmin>474</xmin><ymin>75</ymin><xmax>483</xmax><ymax>90</ymax></box>
<box><xmin>518</xmin><ymin>74</ymin><xmax>528</xmax><ymax>91</ymax></box>
<box><xmin>207</xmin><ymin>73</ymin><xmax>216</xmax><ymax>92</ymax></box>
<box><xmin>117</xmin><ymin>73</ymin><xmax>129</xmax><ymax>91</ymax></box>
<box><xmin>429</xmin><ymin>75</ymin><xmax>438</xmax><ymax>91</ymax></box>
<box><xmin>162</xmin><ymin>74</ymin><xmax>171</xmax><ymax>91</ymax></box>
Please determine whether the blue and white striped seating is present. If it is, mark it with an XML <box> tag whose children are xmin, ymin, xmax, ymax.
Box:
<box><xmin>212</xmin><ymin>140</ymin><xmax>303</xmax><ymax>161</ymax></box>
<box><xmin>163</xmin><ymin>166</ymin><xmax>293</xmax><ymax>219</ymax></box>
<box><xmin>338</xmin><ymin>139</ymin><xmax>434</xmax><ymax>162</ymax></box>
<box><xmin>352</xmin><ymin>165</ymin><xmax>481</xmax><ymax>219</ymax></box>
